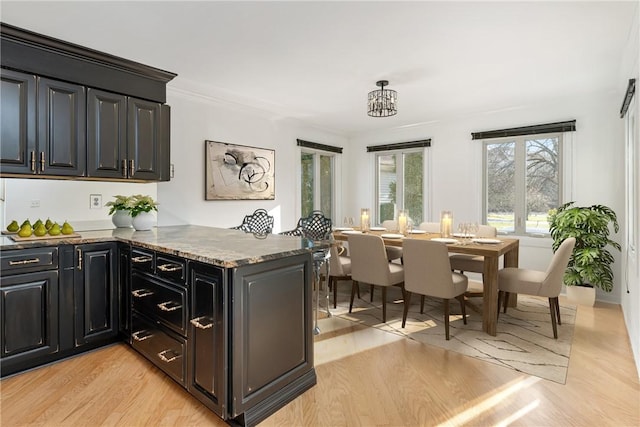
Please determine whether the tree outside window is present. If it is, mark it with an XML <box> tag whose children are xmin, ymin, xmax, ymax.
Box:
<box><xmin>376</xmin><ymin>150</ymin><xmax>423</xmax><ymax>226</ymax></box>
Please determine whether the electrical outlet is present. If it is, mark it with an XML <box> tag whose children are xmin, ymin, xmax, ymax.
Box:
<box><xmin>90</xmin><ymin>194</ymin><xmax>102</xmax><ymax>209</ymax></box>
<box><xmin>30</xmin><ymin>200</ymin><xmax>40</xmax><ymax>208</ymax></box>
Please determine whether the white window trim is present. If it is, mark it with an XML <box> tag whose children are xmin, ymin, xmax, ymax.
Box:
<box><xmin>299</xmin><ymin>147</ymin><xmax>341</xmax><ymax>222</ymax></box>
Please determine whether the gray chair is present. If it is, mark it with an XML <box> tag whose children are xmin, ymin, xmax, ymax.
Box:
<box><xmin>381</xmin><ymin>220</ymin><xmax>403</xmax><ymax>262</ymax></box>
<box><xmin>449</xmin><ymin>225</ymin><xmax>498</xmax><ymax>297</ymax></box>
<box><xmin>325</xmin><ymin>242</ymin><xmax>355</xmax><ymax>308</ymax></box>
<box><xmin>497</xmin><ymin>237</ymin><xmax>576</xmax><ymax>339</ymax></box>
<box><xmin>401</xmin><ymin>239</ymin><xmax>468</xmax><ymax>340</ymax></box>
<box><xmin>347</xmin><ymin>233</ymin><xmax>404</xmax><ymax>323</ymax></box>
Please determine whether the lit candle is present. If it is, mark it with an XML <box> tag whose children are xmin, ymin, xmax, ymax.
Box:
<box><xmin>440</xmin><ymin>211</ymin><xmax>453</xmax><ymax>237</ymax></box>
<box><xmin>360</xmin><ymin>208</ymin><xmax>370</xmax><ymax>232</ymax></box>
<box><xmin>398</xmin><ymin>210</ymin><xmax>408</xmax><ymax>235</ymax></box>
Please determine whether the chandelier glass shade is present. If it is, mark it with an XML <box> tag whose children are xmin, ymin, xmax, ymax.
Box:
<box><xmin>367</xmin><ymin>80</ymin><xmax>397</xmax><ymax>117</ymax></box>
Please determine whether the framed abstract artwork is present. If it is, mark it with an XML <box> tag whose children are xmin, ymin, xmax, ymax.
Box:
<box><xmin>205</xmin><ymin>140</ymin><xmax>275</xmax><ymax>200</ymax></box>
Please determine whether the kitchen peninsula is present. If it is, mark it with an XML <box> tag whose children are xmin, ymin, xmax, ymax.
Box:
<box><xmin>0</xmin><ymin>225</ymin><xmax>323</xmax><ymax>427</ymax></box>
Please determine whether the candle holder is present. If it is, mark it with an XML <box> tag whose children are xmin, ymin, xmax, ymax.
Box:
<box><xmin>360</xmin><ymin>208</ymin><xmax>370</xmax><ymax>232</ymax></box>
<box><xmin>398</xmin><ymin>210</ymin><xmax>408</xmax><ymax>236</ymax></box>
<box><xmin>440</xmin><ymin>211</ymin><xmax>453</xmax><ymax>237</ymax></box>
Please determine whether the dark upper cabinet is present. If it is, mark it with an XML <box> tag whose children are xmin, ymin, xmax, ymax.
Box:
<box><xmin>87</xmin><ymin>88</ymin><xmax>127</xmax><ymax>179</ymax></box>
<box><xmin>38</xmin><ymin>77</ymin><xmax>86</xmax><ymax>176</ymax></box>
<box><xmin>0</xmin><ymin>69</ymin><xmax>36</xmax><ymax>174</ymax></box>
<box><xmin>74</xmin><ymin>243</ymin><xmax>118</xmax><ymax>346</ymax></box>
<box><xmin>127</xmin><ymin>97</ymin><xmax>163</xmax><ymax>181</ymax></box>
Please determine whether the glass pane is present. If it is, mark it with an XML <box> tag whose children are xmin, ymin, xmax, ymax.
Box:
<box><xmin>486</xmin><ymin>142</ymin><xmax>515</xmax><ymax>233</ymax></box>
<box><xmin>320</xmin><ymin>155</ymin><xmax>333</xmax><ymax>218</ymax></box>
<box><xmin>301</xmin><ymin>153</ymin><xmax>314</xmax><ymax>218</ymax></box>
<box><xmin>403</xmin><ymin>152</ymin><xmax>423</xmax><ymax>224</ymax></box>
<box><xmin>377</xmin><ymin>154</ymin><xmax>397</xmax><ymax>223</ymax></box>
<box><xmin>526</xmin><ymin>137</ymin><xmax>559</xmax><ymax>234</ymax></box>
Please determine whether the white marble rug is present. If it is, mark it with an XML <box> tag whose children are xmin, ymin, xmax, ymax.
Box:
<box><xmin>323</xmin><ymin>284</ymin><xmax>576</xmax><ymax>384</ymax></box>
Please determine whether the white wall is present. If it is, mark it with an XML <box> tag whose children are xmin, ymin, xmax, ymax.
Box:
<box><xmin>348</xmin><ymin>91</ymin><xmax>626</xmax><ymax>305</ymax></box>
<box><xmin>157</xmin><ymin>87</ymin><xmax>348</xmax><ymax>233</ymax></box>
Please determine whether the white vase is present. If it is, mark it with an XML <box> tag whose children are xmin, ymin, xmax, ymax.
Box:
<box><xmin>112</xmin><ymin>210</ymin><xmax>132</xmax><ymax>228</ymax></box>
<box><xmin>566</xmin><ymin>285</ymin><xmax>596</xmax><ymax>306</ymax></box>
<box><xmin>132</xmin><ymin>211</ymin><xmax>156</xmax><ymax>231</ymax></box>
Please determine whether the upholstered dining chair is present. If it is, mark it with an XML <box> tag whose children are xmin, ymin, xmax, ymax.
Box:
<box><xmin>449</xmin><ymin>225</ymin><xmax>498</xmax><ymax>298</ymax></box>
<box><xmin>281</xmin><ymin>210</ymin><xmax>332</xmax><ymax>240</ymax></box>
<box><xmin>497</xmin><ymin>237</ymin><xmax>576</xmax><ymax>339</ymax></box>
<box><xmin>418</xmin><ymin>222</ymin><xmax>440</xmax><ymax>233</ymax></box>
<box><xmin>380</xmin><ymin>220</ymin><xmax>403</xmax><ymax>262</ymax></box>
<box><xmin>230</xmin><ymin>208</ymin><xmax>274</xmax><ymax>235</ymax></box>
<box><xmin>401</xmin><ymin>239</ymin><xmax>468</xmax><ymax>340</ymax></box>
<box><xmin>347</xmin><ymin>233</ymin><xmax>404</xmax><ymax>323</ymax></box>
<box><xmin>324</xmin><ymin>242</ymin><xmax>355</xmax><ymax>308</ymax></box>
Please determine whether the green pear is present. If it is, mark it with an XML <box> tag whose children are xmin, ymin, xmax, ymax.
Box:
<box><xmin>61</xmin><ymin>221</ymin><xmax>74</xmax><ymax>235</ymax></box>
<box><xmin>33</xmin><ymin>219</ymin><xmax>43</xmax><ymax>229</ymax></box>
<box><xmin>48</xmin><ymin>223</ymin><xmax>61</xmax><ymax>236</ymax></box>
<box><xmin>7</xmin><ymin>220</ymin><xmax>19</xmax><ymax>232</ymax></box>
<box><xmin>45</xmin><ymin>218</ymin><xmax>53</xmax><ymax>230</ymax></box>
<box><xmin>34</xmin><ymin>223</ymin><xmax>47</xmax><ymax>237</ymax></box>
<box><xmin>20</xmin><ymin>219</ymin><xmax>31</xmax><ymax>228</ymax></box>
<box><xmin>18</xmin><ymin>223</ymin><xmax>32</xmax><ymax>238</ymax></box>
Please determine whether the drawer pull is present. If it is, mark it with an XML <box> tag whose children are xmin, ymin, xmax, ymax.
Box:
<box><xmin>131</xmin><ymin>289</ymin><xmax>154</xmax><ymax>298</ymax></box>
<box><xmin>132</xmin><ymin>330</ymin><xmax>153</xmax><ymax>342</ymax></box>
<box><xmin>190</xmin><ymin>316</ymin><xmax>214</xmax><ymax>330</ymax></box>
<box><xmin>158</xmin><ymin>349</ymin><xmax>181</xmax><ymax>363</ymax></box>
<box><xmin>131</xmin><ymin>255</ymin><xmax>153</xmax><ymax>264</ymax></box>
<box><xmin>157</xmin><ymin>301</ymin><xmax>182</xmax><ymax>312</ymax></box>
<box><xmin>8</xmin><ymin>258</ymin><xmax>40</xmax><ymax>266</ymax></box>
<box><xmin>157</xmin><ymin>263</ymin><xmax>183</xmax><ymax>272</ymax></box>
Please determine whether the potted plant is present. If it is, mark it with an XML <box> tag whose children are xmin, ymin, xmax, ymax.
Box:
<box><xmin>129</xmin><ymin>194</ymin><xmax>158</xmax><ymax>231</ymax></box>
<box><xmin>105</xmin><ymin>195</ymin><xmax>134</xmax><ymax>228</ymax></box>
<box><xmin>548</xmin><ymin>202</ymin><xmax>621</xmax><ymax>305</ymax></box>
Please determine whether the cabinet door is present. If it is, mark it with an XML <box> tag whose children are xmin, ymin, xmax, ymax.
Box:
<box><xmin>118</xmin><ymin>245</ymin><xmax>131</xmax><ymax>340</ymax></box>
<box><xmin>38</xmin><ymin>77</ymin><xmax>86</xmax><ymax>176</ymax></box>
<box><xmin>0</xmin><ymin>270</ymin><xmax>59</xmax><ymax>376</ymax></box>
<box><xmin>87</xmin><ymin>88</ymin><xmax>127</xmax><ymax>179</ymax></box>
<box><xmin>74</xmin><ymin>243</ymin><xmax>117</xmax><ymax>346</ymax></box>
<box><xmin>0</xmin><ymin>69</ymin><xmax>36</xmax><ymax>175</ymax></box>
<box><xmin>188</xmin><ymin>263</ymin><xmax>226</xmax><ymax>416</ymax></box>
<box><xmin>127</xmin><ymin>97</ymin><xmax>161</xmax><ymax>180</ymax></box>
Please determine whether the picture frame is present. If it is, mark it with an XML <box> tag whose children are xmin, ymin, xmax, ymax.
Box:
<box><xmin>205</xmin><ymin>140</ymin><xmax>275</xmax><ymax>200</ymax></box>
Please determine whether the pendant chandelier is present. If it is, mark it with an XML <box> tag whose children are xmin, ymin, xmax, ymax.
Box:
<box><xmin>367</xmin><ymin>80</ymin><xmax>397</xmax><ymax>117</ymax></box>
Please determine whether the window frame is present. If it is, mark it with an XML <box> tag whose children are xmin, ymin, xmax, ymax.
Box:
<box><xmin>482</xmin><ymin>132</ymin><xmax>565</xmax><ymax>236</ymax></box>
<box><xmin>300</xmin><ymin>147</ymin><xmax>339</xmax><ymax>220</ymax></box>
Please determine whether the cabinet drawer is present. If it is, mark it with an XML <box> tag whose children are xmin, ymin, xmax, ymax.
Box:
<box><xmin>131</xmin><ymin>313</ymin><xmax>186</xmax><ymax>387</ymax></box>
<box><xmin>1</xmin><ymin>247</ymin><xmax>58</xmax><ymax>273</ymax></box>
<box><xmin>156</xmin><ymin>253</ymin><xmax>187</xmax><ymax>284</ymax></box>
<box><xmin>130</xmin><ymin>248</ymin><xmax>154</xmax><ymax>273</ymax></box>
<box><xmin>131</xmin><ymin>272</ymin><xmax>187</xmax><ymax>335</ymax></box>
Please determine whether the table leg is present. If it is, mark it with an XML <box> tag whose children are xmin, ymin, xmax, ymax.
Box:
<box><xmin>482</xmin><ymin>255</ymin><xmax>499</xmax><ymax>336</ymax></box>
<box><xmin>504</xmin><ymin>244</ymin><xmax>520</xmax><ymax>307</ymax></box>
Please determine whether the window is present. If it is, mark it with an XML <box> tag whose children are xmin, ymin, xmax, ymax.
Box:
<box><xmin>300</xmin><ymin>151</ymin><xmax>335</xmax><ymax>218</ymax></box>
<box><xmin>375</xmin><ymin>150</ymin><xmax>424</xmax><ymax>226</ymax></box>
<box><xmin>483</xmin><ymin>134</ymin><xmax>562</xmax><ymax>235</ymax></box>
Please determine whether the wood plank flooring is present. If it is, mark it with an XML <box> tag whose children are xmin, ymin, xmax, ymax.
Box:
<box><xmin>1</xmin><ymin>298</ymin><xmax>638</xmax><ymax>426</ymax></box>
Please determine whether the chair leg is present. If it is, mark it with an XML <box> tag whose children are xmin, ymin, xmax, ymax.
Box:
<box><xmin>554</xmin><ymin>297</ymin><xmax>562</xmax><ymax>325</ymax></box>
<box><xmin>349</xmin><ymin>281</ymin><xmax>358</xmax><ymax>313</ymax></box>
<box><xmin>503</xmin><ymin>291</ymin><xmax>510</xmax><ymax>313</ymax></box>
<box><xmin>497</xmin><ymin>291</ymin><xmax>503</xmax><ymax>320</ymax></box>
<box><xmin>402</xmin><ymin>291</ymin><xmax>412</xmax><ymax>328</ymax></box>
<box><xmin>356</xmin><ymin>281</ymin><xmax>361</xmax><ymax>299</ymax></box>
<box><xmin>382</xmin><ymin>287</ymin><xmax>387</xmax><ymax>323</ymax></box>
<box><xmin>370</xmin><ymin>284</ymin><xmax>374</xmax><ymax>302</ymax></box>
<box><xmin>443</xmin><ymin>298</ymin><xmax>450</xmax><ymax>340</ymax></box>
<box><xmin>548</xmin><ymin>297</ymin><xmax>558</xmax><ymax>339</ymax></box>
<box><xmin>457</xmin><ymin>295</ymin><xmax>467</xmax><ymax>325</ymax></box>
<box><xmin>420</xmin><ymin>295</ymin><xmax>425</xmax><ymax>314</ymax></box>
<box><xmin>331</xmin><ymin>277</ymin><xmax>337</xmax><ymax>309</ymax></box>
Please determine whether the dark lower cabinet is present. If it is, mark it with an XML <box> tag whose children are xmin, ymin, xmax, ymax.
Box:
<box><xmin>118</xmin><ymin>245</ymin><xmax>131</xmax><ymax>340</ymax></box>
<box><xmin>74</xmin><ymin>243</ymin><xmax>117</xmax><ymax>346</ymax></box>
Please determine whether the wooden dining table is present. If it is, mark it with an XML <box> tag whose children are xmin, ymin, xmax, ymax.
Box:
<box><xmin>332</xmin><ymin>229</ymin><xmax>519</xmax><ymax>336</ymax></box>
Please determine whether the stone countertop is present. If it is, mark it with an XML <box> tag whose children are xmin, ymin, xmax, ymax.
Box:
<box><xmin>0</xmin><ymin>225</ymin><xmax>330</xmax><ymax>268</ymax></box>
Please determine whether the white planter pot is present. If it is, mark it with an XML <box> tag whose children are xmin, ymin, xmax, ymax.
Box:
<box><xmin>566</xmin><ymin>285</ymin><xmax>596</xmax><ymax>306</ymax></box>
<box><xmin>132</xmin><ymin>212</ymin><xmax>156</xmax><ymax>231</ymax></box>
<box><xmin>112</xmin><ymin>210</ymin><xmax>132</xmax><ymax>228</ymax></box>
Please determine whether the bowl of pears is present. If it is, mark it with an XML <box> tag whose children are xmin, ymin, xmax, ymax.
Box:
<box><xmin>6</xmin><ymin>218</ymin><xmax>75</xmax><ymax>239</ymax></box>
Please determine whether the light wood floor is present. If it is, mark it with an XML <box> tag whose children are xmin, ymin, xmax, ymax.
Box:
<box><xmin>1</xmin><ymin>298</ymin><xmax>638</xmax><ymax>426</ymax></box>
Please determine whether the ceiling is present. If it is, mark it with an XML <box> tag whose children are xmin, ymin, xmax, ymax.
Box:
<box><xmin>1</xmin><ymin>1</ymin><xmax>637</xmax><ymax>136</ymax></box>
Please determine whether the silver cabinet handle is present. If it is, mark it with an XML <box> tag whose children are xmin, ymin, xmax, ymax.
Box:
<box><xmin>158</xmin><ymin>349</ymin><xmax>181</xmax><ymax>363</ymax></box>
<box><xmin>30</xmin><ymin>151</ymin><xmax>36</xmax><ymax>172</ymax></box>
<box><xmin>122</xmin><ymin>159</ymin><xmax>128</xmax><ymax>178</ymax></box>
<box><xmin>8</xmin><ymin>258</ymin><xmax>40</xmax><ymax>266</ymax></box>
<box><xmin>131</xmin><ymin>255</ymin><xmax>153</xmax><ymax>263</ymax></box>
<box><xmin>129</xmin><ymin>159</ymin><xmax>135</xmax><ymax>177</ymax></box>
<box><xmin>190</xmin><ymin>316</ymin><xmax>214</xmax><ymax>330</ymax></box>
<box><xmin>157</xmin><ymin>263</ymin><xmax>182</xmax><ymax>272</ymax></box>
<box><xmin>157</xmin><ymin>301</ymin><xmax>181</xmax><ymax>312</ymax></box>
<box><xmin>39</xmin><ymin>151</ymin><xmax>45</xmax><ymax>172</ymax></box>
<box><xmin>132</xmin><ymin>330</ymin><xmax>153</xmax><ymax>341</ymax></box>
<box><xmin>131</xmin><ymin>289</ymin><xmax>154</xmax><ymax>298</ymax></box>
<box><xmin>77</xmin><ymin>248</ymin><xmax>83</xmax><ymax>270</ymax></box>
